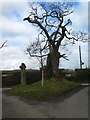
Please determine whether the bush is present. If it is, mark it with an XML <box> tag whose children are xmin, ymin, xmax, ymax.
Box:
<box><xmin>75</xmin><ymin>68</ymin><xmax>90</xmax><ymax>83</ymax></box>
<box><xmin>26</xmin><ymin>70</ymin><xmax>41</xmax><ymax>84</ymax></box>
<box><xmin>60</xmin><ymin>68</ymin><xmax>90</xmax><ymax>83</ymax></box>
<box><xmin>2</xmin><ymin>74</ymin><xmax>18</xmax><ymax>87</ymax></box>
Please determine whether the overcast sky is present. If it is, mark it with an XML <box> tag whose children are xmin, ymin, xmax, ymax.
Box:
<box><xmin>0</xmin><ymin>0</ymin><xmax>89</xmax><ymax>70</ymax></box>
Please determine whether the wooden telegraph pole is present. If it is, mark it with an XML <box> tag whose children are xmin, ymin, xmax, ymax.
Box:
<box><xmin>79</xmin><ymin>46</ymin><xmax>84</xmax><ymax>69</ymax></box>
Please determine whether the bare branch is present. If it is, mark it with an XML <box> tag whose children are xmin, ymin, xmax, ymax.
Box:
<box><xmin>27</xmin><ymin>50</ymin><xmax>48</xmax><ymax>57</ymax></box>
<box><xmin>60</xmin><ymin>54</ymin><xmax>69</xmax><ymax>60</ymax></box>
<box><xmin>0</xmin><ymin>40</ymin><xmax>7</xmax><ymax>49</ymax></box>
<box><xmin>23</xmin><ymin>17</ymin><xmax>50</xmax><ymax>39</ymax></box>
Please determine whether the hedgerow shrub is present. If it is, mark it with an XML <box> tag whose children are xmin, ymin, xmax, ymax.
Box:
<box><xmin>2</xmin><ymin>70</ymin><xmax>21</xmax><ymax>87</ymax></box>
<box><xmin>2</xmin><ymin>70</ymin><xmax>41</xmax><ymax>87</ymax></box>
<box><xmin>75</xmin><ymin>68</ymin><xmax>90</xmax><ymax>83</ymax></box>
<box><xmin>26</xmin><ymin>70</ymin><xmax>41</xmax><ymax>84</ymax></box>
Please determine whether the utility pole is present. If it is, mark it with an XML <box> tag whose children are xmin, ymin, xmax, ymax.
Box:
<box><xmin>79</xmin><ymin>46</ymin><xmax>84</xmax><ymax>69</ymax></box>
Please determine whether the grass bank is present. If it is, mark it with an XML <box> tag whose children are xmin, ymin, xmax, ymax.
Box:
<box><xmin>9</xmin><ymin>78</ymin><xmax>80</xmax><ymax>100</ymax></box>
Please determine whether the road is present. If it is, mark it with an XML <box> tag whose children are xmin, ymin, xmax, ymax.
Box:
<box><xmin>2</xmin><ymin>86</ymin><xmax>88</xmax><ymax>118</ymax></box>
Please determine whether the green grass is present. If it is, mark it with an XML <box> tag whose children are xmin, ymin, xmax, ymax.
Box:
<box><xmin>9</xmin><ymin>78</ymin><xmax>80</xmax><ymax>100</ymax></box>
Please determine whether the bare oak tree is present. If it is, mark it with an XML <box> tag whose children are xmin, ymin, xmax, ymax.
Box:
<box><xmin>24</xmin><ymin>2</ymin><xmax>87</xmax><ymax>78</ymax></box>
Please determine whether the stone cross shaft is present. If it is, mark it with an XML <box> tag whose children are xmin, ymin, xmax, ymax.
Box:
<box><xmin>19</xmin><ymin>63</ymin><xmax>26</xmax><ymax>85</ymax></box>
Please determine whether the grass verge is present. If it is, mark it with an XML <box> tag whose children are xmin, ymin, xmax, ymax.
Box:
<box><xmin>8</xmin><ymin>78</ymin><xmax>80</xmax><ymax>100</ymax></box>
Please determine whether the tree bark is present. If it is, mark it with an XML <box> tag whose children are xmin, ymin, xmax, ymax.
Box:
<box><xmin>46</xmin><ymin>50</ymin><xmax>60</xmax><ymax>78</ymax></box>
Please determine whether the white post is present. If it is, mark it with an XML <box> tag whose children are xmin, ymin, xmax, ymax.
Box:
<box><xmin>79</xmin><ymin>46</ymin><xmax>82</xmax><ymax>69</ymax></box>
<box><xmin>41</xmin><ymin>69</ymin><xmax>44</xmax><ymax>86</ymax></box>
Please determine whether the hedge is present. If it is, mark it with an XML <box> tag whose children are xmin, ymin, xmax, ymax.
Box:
<box><xmin>75</xmin><ymin>68</ymin><xmax>90</xmax><ymax>83</ymax></box>
<box><xmin>2</xmin><ymin>70</ymin><xmax>41</xmax><ymax>87</ymax></box>
<box><xmin>2</xmin><ymin>68</ymin><xmax>90</xmax><ymax>87</ymax></box>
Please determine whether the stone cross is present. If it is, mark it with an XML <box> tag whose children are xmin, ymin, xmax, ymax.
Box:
<box><xmin>19</xmin><ymin>63</ymin><xmax>26</xmax><ymax>85</ymax></box>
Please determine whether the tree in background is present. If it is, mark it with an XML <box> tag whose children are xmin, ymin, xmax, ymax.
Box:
<box><xmin>26</xmin><ymin>35</ymin><xmax>48</xmax><ymax>86</ymax></box>
<box><xmin>24</xmin><ymin>2</ymin><xmax>87</xmax><ymax>78</ymax></box>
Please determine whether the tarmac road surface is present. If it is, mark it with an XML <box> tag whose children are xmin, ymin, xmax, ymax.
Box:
<box><xmin>2</xmin><ymin>86</ymin><xmax>88</xmax><ymax>118</ymax></box>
